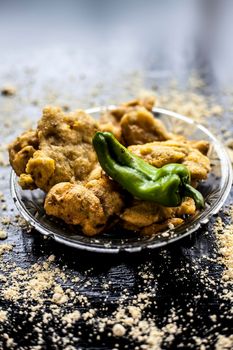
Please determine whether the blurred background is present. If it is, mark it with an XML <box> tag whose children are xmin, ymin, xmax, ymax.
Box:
<box><xmin>1</xmin><ymin>0</ymin><xmax>233</xmax><ymax>88</ymax></box>
<box><xmin>0</xmin><ymin>0</ymin><xmax>233</xmax><ymax>133</ymax></box>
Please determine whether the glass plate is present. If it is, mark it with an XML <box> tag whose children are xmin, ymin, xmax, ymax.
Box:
<box><xmin>10</xmin><ymin>107</ymin><xmax>232</xmax><ymax>253</ymax></box>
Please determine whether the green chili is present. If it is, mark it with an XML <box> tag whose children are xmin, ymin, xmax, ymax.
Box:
<box><xmin>92</xmin><ymin>132</ymin><xmax>204</xmax><ymax>209</ymax></box>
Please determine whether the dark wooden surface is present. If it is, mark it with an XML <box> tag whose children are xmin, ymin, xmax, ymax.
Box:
<box><xmin>0</xmin><ymin>1</ymin><xmax>233</xmax><ymax>349</ymax></box>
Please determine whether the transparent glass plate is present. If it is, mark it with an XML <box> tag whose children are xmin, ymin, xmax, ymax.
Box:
<box><xmin>10</xmin><ymin>107</ymin><xmax>232</xmax><ymax>253</ymax></box>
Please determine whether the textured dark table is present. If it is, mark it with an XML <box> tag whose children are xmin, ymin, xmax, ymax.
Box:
<box><xmin>0</xmin><ymin>1</ymin><xmax>233</xmax><ymax>349</ymax></box>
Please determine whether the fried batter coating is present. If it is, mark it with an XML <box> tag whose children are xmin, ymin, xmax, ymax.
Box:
<box><xmin>141</xmin><ymin>218</ymin><xmax>184</xmax><ymax>235</ymax></box>
<box><xmin>85</xmin><ymin>175</ymin><xmax>124</xmax><ymax>219</ymax></box>
<box><xmin>9</xmin><ymin>107</ymin><xmax>98</xmax><ymax>191</ymax></box>
<box><xmin>44</xmin><ymin>176</ymin><xmax>124</xmax><ymax>236</ymax></box>
<box><xmin>121</xmin><ymin>95</ymin><xmax>156</xmax><ymax>111</ymax></box>
<box><xmin>188</xmin><ymin>140</ymin><xmax>210</xmax><ymax>155</ymax></box>
<box><xmin>129</xmin><ymin>140</ymin><xmax>210</xmax><ymax>180</ymax></box>
<box><xmin>45</xmin><ymin>182</ymin><xmax>105</xmax><ymax>235</ymax></box>
<box><xmin>121</xmin><ymin>198</ymin><xmax>195</xmax><ymax>228</ymax></box>
<box><xmin>99</xmin><ymin>96</ymin><xmax>198</xmax><ymax>147</ymax></box>
<box><xmin>99</xmin><ymin>113</ymin><xmax>122</xmax><ymax>140</ymax></box>
<box><xmin>121</xmin><ymin>201</ymin><xmax>174</xmax><ymax>228</ymax></box>
<box><xmin>99</xmin><ymin>95</ymin><xmax>156</xmax><ymax>140</ymax></box>
<box><xmin>8</xmin><ymin>130</ymin><xmax>39</xmax><ymax>175</ymax></box>
<box><xmin>140</xmin><ymin>202</ymin><xmax>195</xmax><ymax>234</ymax></box>
<box><xmin>18</xmin><ymin>174</ymin><xmax>36</xmax><ymax>190</ymax></box>
<box><xmin>25</xmin><ymin>151</ymin><xmax>56</xmax><ymax>190</ymax></box>
<box><xmin>175</xmin><ymin>197</ymin><xmax>197</xmax><ymax>216</ymax></box>
<box><xmin>120</xmin><ymin>107</ymin><xmax>171</xmax><ymax>146</ymax></box>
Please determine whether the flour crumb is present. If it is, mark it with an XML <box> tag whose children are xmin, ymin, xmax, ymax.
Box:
<box><xmin>215</xmin><ymin>334</ymin><xmax>233</xmax><ymax>350</ymax></box>
<box><xmin>0</xmin><ymin>230</ymin><xmax>7</xmax><ymax>240</ymax></box>
<box><xmin>62</xmin><ymin>310</ymin><xmax>81</xmax><ymax>327</ymax></box>
<box><xmin>52</xmin><ymin>286</ymin><xmax>68</xmax><ymax>304</ymax></box>
<box><xmin>0</xmin><ymin>244</ymin><xmax>12</xmax><ymax>256</ymax></box>
<box><xmin>112</xmin><ymin>324</ymin><xmax>126</xmax><ymax>337</ymax></box>
<box><xmin>0</xmin><ymin>309</ymin><xmax>7</xmax><ymax>322</ymax></box>
<box><xmin>1</xmin><ymin>84</ymin><xmax>16</xmax><ymax>96</ymax></box>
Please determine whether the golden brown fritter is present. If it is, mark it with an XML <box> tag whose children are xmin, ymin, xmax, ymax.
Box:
<box><xmin>112</xmin><ymin>95</ymin><xmax>157</xmax><ymax>119</ymax></box>
<box><xmin>99</xmin><ymin>95</ymin><xmax>156</xmax><ymax>141</ymax></box>
<box><xmin>18</xmin><ymin>174</ymin><xmax>36</xmax><ymax>190</ymax></box>
<box><xmin>120</xmin><ymin>107</ymin><xmax>171</xmax><ymax>146</ymax></box>
<box><xmin>175</xmin><ymin>197</ymin><xmax>197</xmax><ymax>216</ymax></box>
<box><xmin>9</xmin><ymin>106</ymin><xmax>99</xmax><ymax>192</ymax></box>
<box><xmin>99</xmin><ymin>96</ymin><xmax>201</xmax><ymax>147</ymax></box>
<box><xmin>44</xmin><ymin>176</ymin><xmax>124</xmax><ymax>236</ymax></box>
<box><xmin>45</xmin><ymin>182</ymin><xmax>105</xmax><ymax>235</ymax></box>
<box><xmin>188</xmin><ymin>140</ymin><xmax>210</xmax><ymax>155</ymax></box>
<box><xmin>85</xmin><ymin>175</ymin><xmax>124</xmax><ymax>219</ymax></box>
<box><xmin>121</xmin><ymin>95</ymin><xmax>156</xmax><ymax>111</ymax></box>
<box><xmin>141</xmin><ymin>218</ymin><xmax>184</xmax><ymax>235</ymax></box>
<box><xmin>8</xmin><ymin>130</ymin><xmax>39</xmax><ymax>175</ymax></box>
<box><xmin>140</xmin><ymin>198</ymin><xmax>196</xmax><ymax>234</ymax></box>
<box><xmin>99</xmin><ymin>112</ymin><xmax>122</xmax><ymax>140</ymax></box>
<box><xmin>121</xmin><ymin>198</ymin><xmax>195</xmax><ymax>227</ymax></box>
<box><xmin>129</xmin><ymin>140</ymin><xmax>210</xmax><ymax>180</ymax></box>
<box><xmin>121</xmin><ymin>198</ymin><xmax>195</xmax><ymax>234</ymax></box>
<box><xmin>121</xmin><ymin>201</ymin><xmax>174</xmax><ymax>228</ymax></box>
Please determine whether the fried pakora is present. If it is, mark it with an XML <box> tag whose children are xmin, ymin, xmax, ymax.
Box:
<box><xmin>128</xmin><ymin>140</ymin><xmax>210</xmax><ymax>181</ymax></box>
<box><xmin>99</xmin><ymin>95</ymin><xmax>156</xmax><ymax>141</ymax></box>
<box><xmin>44</xmin><ymin>175</ymin><xmax>124</xmax><ymax>236</ymax></box>
<box><xmin>9</xmin><ymin>106</ymin><xmax>98</xmax><ymax>192</ymax></box>
<box><xmin>9</xmin><ymin>96</ymin><xmax>211</xmax><ymax>236</ymax></box>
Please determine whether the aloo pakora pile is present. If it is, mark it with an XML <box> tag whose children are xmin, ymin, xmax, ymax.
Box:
<box><xmin>9</xmin><ymin>96</ymin><xmax>211</xmax><ymax>236</ymax></box>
